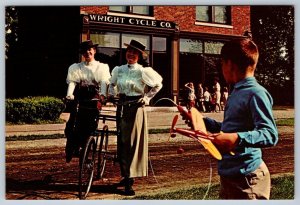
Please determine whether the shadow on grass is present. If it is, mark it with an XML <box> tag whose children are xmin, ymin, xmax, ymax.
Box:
<box><xmin>6</xmin><ymin>176</ymin><xmax>125</xmax><ymax>199</ymax></box>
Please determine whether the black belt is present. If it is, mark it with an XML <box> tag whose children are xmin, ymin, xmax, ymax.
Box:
<box><xmin>119</xmin><ymin>94</ymin><xmax>142</xmax><ymax>101</ymax></box>
<box><xmin>117</xmin><ymin>94</ymin><xmax>143</xmax><ymax>118</ymax></box>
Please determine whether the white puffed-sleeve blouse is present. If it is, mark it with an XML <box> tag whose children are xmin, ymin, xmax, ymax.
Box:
<box><xmin>109</xmin><ymin>63</ymin><xmax>163</xmax><ymax>104</ymax></box>
<box><xmin>66</xmin><ymin>60</ymin><xmax>111</xmax><ymax>96</ymax></box>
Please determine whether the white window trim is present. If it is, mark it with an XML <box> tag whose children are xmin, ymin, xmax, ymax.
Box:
<box><xmin>195</xmin><ymin>21</ymin><xmax>233</xmax><ymax>29</ymax></box>
<box><xmin>107</xmin><ymin>11</ymin><xmax>155</xmax><ymax>20</ymax></box>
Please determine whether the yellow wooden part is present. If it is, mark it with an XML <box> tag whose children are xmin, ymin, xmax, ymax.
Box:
<box><xmin>190</xmin><ymin>107</ymin><xmax>207</xmax><ymax>133</ymax></box>
<box><xmin>198</xmin><ymin>138</ymin><xmax>222</xmax><ymax>160</ymax></box>
<box><xmin>189</xmin><ymin>107</ymin><xmax>222</xmax><ymax>160</ymax></box>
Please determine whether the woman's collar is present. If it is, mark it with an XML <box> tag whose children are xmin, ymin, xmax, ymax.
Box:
<box><xmin>84</xmin><ymin>60</ymin><xmax>96</xmax><ymax>66</ymax></box>
<box><xmin>127</xmin><ymin>63</ymin><xmax>138</xmax><ymax>68</ymax></box>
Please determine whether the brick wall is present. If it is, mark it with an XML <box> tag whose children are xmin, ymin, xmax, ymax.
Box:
<box><xmin>154</xmin><ymin>6</ymin><xmax>250</xmax><ymax>36</ymax></box>
<box><xmin>80</xmin><ymin>6</ymin><xmax>108</xmax><ymax>14</ymax></box>
<box><xmin>80</xmin><ymin>6</ymin><xmax>250</xmax><ymax>36</ymax></box>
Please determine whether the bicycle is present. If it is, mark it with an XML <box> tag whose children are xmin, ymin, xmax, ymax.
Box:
<box><xmin>66</xmin><ymin>96</ymin><xmax>145</xmax><ymax>199</ymax></box>
<box><xmin>65</xmin><ymin>98</ymin><xmax>118</xmax><ymax>199</ymax></box>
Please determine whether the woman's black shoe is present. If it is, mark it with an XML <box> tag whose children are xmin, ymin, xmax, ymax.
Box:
<box><xmin>118</xmin><ymin>177</ymin><xmax>134</xmax><ymax>187</ymax></box>
<box><xmin>124</xmin><ymin>184</ymin><xmax>135</xmax><ymax>196</ymax></box>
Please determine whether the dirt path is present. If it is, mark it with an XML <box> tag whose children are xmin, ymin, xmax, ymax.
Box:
<box><xmin>5</xmin><ymin>126</ymin><xmax>294</xmax><ymax>200</ymax></box>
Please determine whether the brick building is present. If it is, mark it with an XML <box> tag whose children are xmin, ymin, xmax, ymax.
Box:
<box><xmin>79</xmin><ymin>6</ymin><xmax>250</xmax><ymax>103</ymax></box>
<box><xmin>6</xmin><ymin>6</ymin><xmax>250</xmax><ymax>102</ymax></box>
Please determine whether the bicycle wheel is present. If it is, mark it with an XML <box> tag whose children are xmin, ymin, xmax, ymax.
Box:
<box><xmin>97</xmin><ymin>125</ymin><xmax>109</xmax><ymax>179</ymax></box>
<box><xmin>79</xmin><ymin>136</ymin><xmax>96</xmax><ymax>199</ymax></box>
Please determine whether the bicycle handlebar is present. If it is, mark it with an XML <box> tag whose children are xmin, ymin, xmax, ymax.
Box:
<box><xmin>64</xmin><ymin>96</ymin><xmax>144</xmax><ymax>107</ymax></box>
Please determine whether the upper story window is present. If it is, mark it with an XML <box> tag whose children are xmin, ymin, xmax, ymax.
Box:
<box><xmin>109</xmin><ymin>6</ymin><xmax>153</xmax><ymax>16</ymax></box>
<box><xmin>196</xmin><ymin>6</ymin><xmax>231</xmax><ymax>25</ymax></box>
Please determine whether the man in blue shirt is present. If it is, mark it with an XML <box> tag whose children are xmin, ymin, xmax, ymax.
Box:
<box><xmin>203</xmin><ymin>38</ymin><xmax>278</xmax><ymax>199</ymax></box>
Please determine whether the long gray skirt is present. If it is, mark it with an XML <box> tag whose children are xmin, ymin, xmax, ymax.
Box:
<box><xmin>117</xmin><ymin>105</ymin><xmax>148</xmax><ymax>178</ymax></box>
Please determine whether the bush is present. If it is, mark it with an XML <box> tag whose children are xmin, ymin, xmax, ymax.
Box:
<box><xmin>6</xmin><ymin>96</ymin><xmax>65</xmax><ymax>124</ymax></box>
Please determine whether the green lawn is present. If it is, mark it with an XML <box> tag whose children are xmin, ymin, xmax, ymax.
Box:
<box><xmin>128</xmin><ymin>174</ymin><xmax>294</xmax><ymax>200</ymax></box>
<box><xmin>276</xmin><ymin>118</ymin><xmax>294</xmax><ymax>126</ymax></box>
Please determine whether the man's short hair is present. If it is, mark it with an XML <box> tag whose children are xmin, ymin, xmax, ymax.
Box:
<box><xmin>221</xmin><ymin>38</ymin><xmax>259</xmax><ymax>73</ymax></box>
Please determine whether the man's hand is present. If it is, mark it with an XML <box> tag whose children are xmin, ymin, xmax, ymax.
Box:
<box><xmin>210</xmin><ymin>132</ymin><xmax>239</xmax><ymax>154</ymax></box>
<box><xmin>181</xmin><ymin>114</ymin><xmax>193</xmax><ymax>128</ymax></box>
<box><xmin>179</xmin><ymin>108</ymin><xmax>193</xmax><ymax>129</ymax></box>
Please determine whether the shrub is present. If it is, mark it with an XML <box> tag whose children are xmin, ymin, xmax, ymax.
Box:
<box><xmin>6</xmin><ymin>96</ymin><xmax>65</xmax><ymax>124</ymax></box>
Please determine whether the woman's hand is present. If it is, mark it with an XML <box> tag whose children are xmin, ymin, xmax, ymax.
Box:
<box><xmin>138</xmin><ymin>97</ymin><xmax>146</xmax><ymax>107</ymax></box>
<box><xmin>66</xmin><ymin>95</ymin><xmax>75</xmax><ymax>100</ymax></box>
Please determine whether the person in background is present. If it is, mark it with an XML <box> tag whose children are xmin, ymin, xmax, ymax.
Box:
<box><xmin>196</xmin><ymin>83</ymin><xmax>205</xmax><ymax>112</ymax></box>
<box><xmin>203</xmin><ymin>87</ymin><xmax>211</xmax><ymax>112</ymax></box>
<box><xmin>109</xmin><ymin>39</ymin><xmax>163</xmax><ymax>196</ymax></box>
<box><xmin>212</xmin><ymin>77</ymin><xmax>221</xmax><ymax>112</ymax></box>
<box><xmin>64</xmin><ymin>40</ymin><xmax>111</xmax><ymax>163</ymax></box>
<box><xmin>184</xmin><ymin>82</ymin><xmax>196</xmax><ymax>109</ymax></box>
<box><xmin>199</xmin><ymin>38</ymin><xmax>278</xmax><ymax>199</ymax></box>
<box><xmin>221</xmin><ymin>86</ymin><xmax>229</xmax><ymax>110</ymax></box>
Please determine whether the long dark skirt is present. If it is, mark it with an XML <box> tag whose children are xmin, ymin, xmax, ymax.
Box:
<box><xmin>65</xmin><ymin>101</ymin><xmax>99</xmax><ymax>149</ymax></box>
<box><xmin>117</xmin><ymin>104</ymin><xmax>148</xmax><ymax>178</ymax></box>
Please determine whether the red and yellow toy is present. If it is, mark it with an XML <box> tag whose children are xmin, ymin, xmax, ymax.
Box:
<box><xmin>170</xmin><ymin>107</ymin><xmax>222</xmax><ymax>160</ymax></box>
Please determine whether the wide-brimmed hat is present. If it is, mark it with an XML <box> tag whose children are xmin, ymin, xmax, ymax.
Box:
<box><xmin>124</xmin><ymin>40</ymin><xmax>147</xmax><ymax>57</ymax></box>
<box><xmin>79</xmin><ymin>40</ymin><xmax>98</xmax><ymax>53</ymax></box>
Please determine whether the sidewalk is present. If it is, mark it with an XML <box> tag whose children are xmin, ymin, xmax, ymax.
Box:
<box><xmin>5</xmin><ymin>107</ymin><xmax>183</xmax><ymax>137</ymax></box>
<box><xmin>5</xmin><ymin>107</ymin><xmax>294</xmax><ymax>137</ymax></box>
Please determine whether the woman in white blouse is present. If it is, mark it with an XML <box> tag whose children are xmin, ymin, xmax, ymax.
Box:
<box><xmin>109</xmin><ymin>40</ymin><xmax>163</xmax><ymax>196</ymax></box>
<box><xmin>65</xmin><ymin>40</ymin><xmax>111</xmax><ymax>163</ymax></box>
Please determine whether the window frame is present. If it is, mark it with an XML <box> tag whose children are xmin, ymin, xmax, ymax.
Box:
<box><xmin>109</xmin><ymin>6</ymin><xmax>154</xmax><ymax>17</ymax></box>
<box><xmin>196</xmin><ymin>6</ymin><xmax>231</xmax><ymax>25</ymax></box>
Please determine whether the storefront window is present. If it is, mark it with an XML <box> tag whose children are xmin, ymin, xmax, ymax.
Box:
<box><xmin>153</xmin><ymin>37</ymin><xmax>166</xmax><ymax>52</ymax></box>
<box><xmin>122</xmin><ymin>34</ymin><xmax>150</xmax><ymax>50</ymax></box>
<box><xmin>179</xmin><ymin>38</ymin><xmax>225</xmax><ymax>101</ymax></box>
<box><xmin>204</xmin><ymin>41</ymin><xmax>224</xmax><ymax>54</ymax></box>
<box><xmin>90</xmin><ymin>32</ymin><xmax>121</xmax><ymax>69</ymax></box>
<box><xmin>153</xmin><ymin>37</ymin><xmax>170</xmax><ymax>99</ymax></box>
<box><xmin>90</xmin><ymin>32</ymin><xmax>120</xmax><ymax>48</ymax></box>
<box><xmin>179</xmin><ymin>38</ymin><xmax>204</xmax><ymax>101</ymax></box>
<box><xmin>180</xmin><ymin>38</ymin><xmax>203</xmax><ymax>53</ymax></box>
<box><xmin>204</xmin><ymin>55</ymin><xmax>223</xmax><ymax>90</ymax></box>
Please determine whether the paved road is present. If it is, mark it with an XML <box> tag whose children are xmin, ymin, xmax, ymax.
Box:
<box><xmin>5</xmin><ymin>107</ymin><xmax>294</xmax><ymax>137</ymax></box>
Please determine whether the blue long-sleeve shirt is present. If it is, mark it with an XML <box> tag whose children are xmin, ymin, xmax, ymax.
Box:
<box><xmin>204</xmin><ymin>77</ymin><xmax>278</xmax><ymax>177</ymax></box>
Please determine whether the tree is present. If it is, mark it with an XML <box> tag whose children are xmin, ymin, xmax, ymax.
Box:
<box><xmin>5</xmin><ymin>7</ymin><xmax>19</xmax><ymax>59</ymax></box>
<box><xmin>251</xmin><ymin>6</ymin><xmax>294</xmax><ymax>105</ymax></box>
